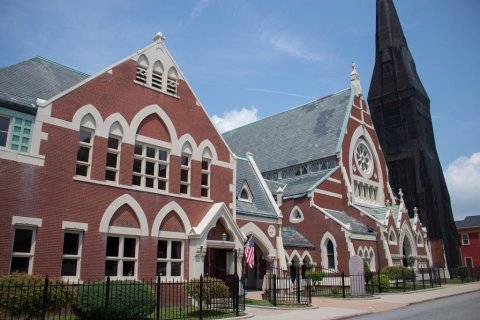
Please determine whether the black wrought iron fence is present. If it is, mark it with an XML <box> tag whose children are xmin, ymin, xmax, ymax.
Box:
<box><xmin>263</xmin><ymin>266</ymin><xmax>459</xmax><ymax>300</ymax></box>
<box><xmin>263</xmin><ymin>268</ymin><xmax>311</xmax><ymax>306</ymax></box>
<box><xmin>0</xmin><ymin>273</ymin><xmax>245</xmax><ymax>320</ymax></box>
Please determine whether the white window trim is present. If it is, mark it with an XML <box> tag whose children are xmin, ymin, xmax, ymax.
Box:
<box><xmin>0</xmin><ymin>114</ymin><xmax>12</xmax><ymax>149</ymax></box>
<box><xmin>388</xmin><ymin>228</ymin><xmax>397</xmax><ymax>244</ymax></box>
<box><xmin>10</xmin><ymin>226</ymin><xmax>37</xmax><ymax>274</ymax></box>
<box><xmin>180</xmin><ymin>154</ymin><xmax>191</xmax><ymax>195</ymax></box>
<box><xmin>201</xmin><ymin>158</ymin><xmax>210</xmax><ymax>198</ymax></box>
<box><xmin>465</xmin><ymin>257</ymin><xmax>474</xmax><ymax>268</ymax></box>
<box><xmin>417</xmin><ymin>233</ymin><xmax>424</xmax><ymax>247</ymax></box>
<box><xmin>157</xmin><ymin>239</ymin><xmax>184</xmax><ymax>279</ymax></box>
<box><xmin>320</xmin><ymin>232</ymin><xmax>338</xmax><ymax>271</ymax></box>
<box><xmin>238</xmin><ymin>181</ymin><xmax>253</xmax><ymax>203</ymax></box>
<box><xmin>61</xmin><ymin>231</ymin><xmax>83</xmax><ymax>280</ymax></box>
<box><xmin>75</xmin><ymin>128</ymin><xmax>94</xmax><ymax>178</ymax></box>
<box><xmin>132</xmin><ymin>142</ymin><xmax>169</xmax><ymax>192</ymax></box>
<box><xmin>462</xmin><ymin>233</ymin><xmax>470</xmax><ymax>245</ymax></box>
<box><xmin>289</xmin><ymin>206</ymin><xmax>304</xmax><ymax>223</ymax></box>
<box><xmin>105</xmin><ymin>235</ymin><xmax>139</xmax><ymax>280</ymax></box>
<box><xmin>105</xmin><ymin>135</ymin><xmax>121</xmax><ymax>183</ymax></box>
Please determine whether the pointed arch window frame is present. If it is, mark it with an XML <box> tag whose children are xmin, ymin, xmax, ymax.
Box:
<box><xmin>238</xmin><ymin>180</ymin><xmax>253</xmax><ymax>203</ymax></box>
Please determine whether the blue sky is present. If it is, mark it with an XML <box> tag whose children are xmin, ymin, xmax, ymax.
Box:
<box><xmin>1</xmin><ymin>0</ymin><xmax>479</xmax><ymax>219</ymax></box>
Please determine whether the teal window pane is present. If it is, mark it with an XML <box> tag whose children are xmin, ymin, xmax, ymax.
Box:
<box><xmin>24</xmin><ymin>120</ymin><xmax>32</xmax><ymax>127</ymax></box>
<box><xmin>20</xmin><ymin>146</ymin><xmax>28</xmax><ymax>152</ymax></box>
<box><xmin>11</xmin><ymin>144</ymin><xmax>19</xmax><ymax>150</ymax></box>
<box><xmin>12</xmin><ymin>135</ymin><xmax>19</xmax><ymax>142</ymax></box>
<box><xmin>22</xmin><ymin>137</ymin><xmax>29</xmax><ymax>144</ymax></box>
<box><xmin>14</xmin><ymin>126</ymin><xmax>21</xmax><ymax>133</ymax></box>
<box><xmin>15</xmin><ymin>118</ymin><xmax>22</xmax><ymax>125</ymax></box>
<box><xmin>23</xmin><ymin>128</ymin><xmax>31</xmax><ymax>135</ymax></box>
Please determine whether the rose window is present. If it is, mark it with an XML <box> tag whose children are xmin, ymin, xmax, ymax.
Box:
<box><xmin>355</xmin><ymin>142</ymin><xmax>373</xmax><ymax>177</ymax></box>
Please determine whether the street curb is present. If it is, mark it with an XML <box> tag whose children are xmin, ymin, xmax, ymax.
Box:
<box><xmin>329</xmin><ymin>286</ymin><xmax>480</xmax><ymax>320</ymax></box>
<box><xmin>246</xmin><ymin>304</ymin><xmax>319</xmax><ymax>310</ymax></box>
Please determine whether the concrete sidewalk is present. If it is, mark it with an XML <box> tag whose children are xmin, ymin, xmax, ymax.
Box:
<box><xmin>244</xmin><ymin>282</ymin><xmax>480</xmax><ymax>320</ymax></box>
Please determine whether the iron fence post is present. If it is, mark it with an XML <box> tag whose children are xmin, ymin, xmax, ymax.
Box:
<box><xmin>341</xmin><ymin>271</ymin><xmax>345</xmax><ymax>298</ymax></box>
<box><xmin>421</xmin><ymin>268</ymin><xmax>425</xmax><ymax>288</ymax></box>
<box><xmin>235</xmin><ymin>274</ymin><xmax>239</xmax><ymax>316</ymax></box>
<box><xmin>273</xmin><ymin>274</ymin><xmax>277</xmax><ymax>307</ymax></box>
<box><xmin>41</xmin><ymin>275</ymin><xmax>49</xmax><ymax>320</ymax></box>
<box><xmin>296</xmin><ymin>266</ymin><xmax>300</xmax><ymax>304</ymax></box>
<box><xmin>199</xmin><ymin>275</ymin><xmax>203</xmax><ymax>320</ymax></box>
<box><xmin>156</xmin><ymin>275</ymin><xmax>160</xmax><ymax>320</ymax></box>
<box><xmin>438</xmin><ymin>269</ymin><xmax>441</xmax><ymax>287</ymax></box>
<box><xmin>412</xmin><ymin>268</ymin><xmax>416</xmax><ymax>291</ymax></box>
<box><xmin>377</xmin><ymin>270</ymin><xmax>382</xmax><ymax>293</ymax></box>
<box><xmin>429</xmin><ymin>268</ymin><xmax>433</xmax><ymax>288</ymax></box>
<box><xmin>105</xmin><ymin>276</ymin><xmax>111</xmax><ymax>319</ymax></box>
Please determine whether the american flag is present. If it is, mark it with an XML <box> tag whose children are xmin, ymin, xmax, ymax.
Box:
<box><xmin>244</xmin><ymin>236</ymin><xmax>255</xmax><ymax>269</ymax></box>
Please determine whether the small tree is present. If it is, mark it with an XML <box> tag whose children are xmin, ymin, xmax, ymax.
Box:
<box><xmin>184</xmin><ymin>277</ymin><xmax>229</xmax><ymax>305</ymax></box>
<box><xmin>0</xmin><ymin>273</ymin><xmax>75</xmax><ymax>320</ymax></box>
<box><xmin>373</xmin><ymin>274</ymin><xmax>390</xmax><ymax>292</ymax></box>
<box><xmin>381</xmin><ymin>266</ymin><xmax>413</xmax><ymax>281</ymax></box>
<box><xmin>304</xmin><ymin>270</ymin><xmax>325</xmax><ymax>286</ymax></box>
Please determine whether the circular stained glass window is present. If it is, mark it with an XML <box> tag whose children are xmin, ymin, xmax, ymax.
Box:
<box><xmin>355</xmin><ymin>142</ymin><xmax>373</xmax><ymax>177</ymax></box>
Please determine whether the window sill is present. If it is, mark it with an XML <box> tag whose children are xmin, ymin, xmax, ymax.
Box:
<box><xmin>0</xmin><ymin>148</ymin><xmax>45</xmax><ymax>166</ymax></box>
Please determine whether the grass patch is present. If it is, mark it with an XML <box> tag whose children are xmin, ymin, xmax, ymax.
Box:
<box><xmin>246</xmin><ymin>298</ymin><xmax>274</xmax><ymax>306</ymax></box>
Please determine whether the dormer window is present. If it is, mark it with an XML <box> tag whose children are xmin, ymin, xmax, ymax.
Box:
<box><xmin>239</xmin><ymin>181</ymin><xmax>253</xmax><ymax>202</ymax></box>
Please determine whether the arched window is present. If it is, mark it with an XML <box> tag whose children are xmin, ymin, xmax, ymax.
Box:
<box><xmin>180</xmin><ymin>142</ymin><xmax>192</xmax><ymax>195</ymax></box>
<box><xmin>135</xmin><ymin>54</ymin><xmax>149</xmax><ymax>84</ymax></box>
<box><xmin>239</xmin><ymin>181</ymin><xmax>253</xmax><ymax>202</ymax></box>
<box><xmin>152</xmin><ymin>61</ymin><xmax>164</xmax><ymax>90</ymax></box>
<box><xmin>201</xmin><ymin>148</ymin><xmax>212</xmax><ymax>198</ymax></box>
<box><xmin>388</xmin><ymin>229</ymin><xmax>397</xmax><ymax>244</ymax></box>
<box><xmin>327</xmin><ymin>240</ymin><xmax>335</xmax><ymax>269</ymax></box>
<box><xmin>358</xmin><ymin>249</ymin><xmax>364</xmax><ymax>258</ymax></box>
<box><xmin>166</xmin><ymin>67</ymin><xmax>179</xmax><ymax>95</ymax></box>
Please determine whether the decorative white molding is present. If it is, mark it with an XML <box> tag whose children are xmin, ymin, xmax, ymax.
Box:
<box><xmin>320</xmin><ymin>231</ymin><xmax>339</xmax><ymax>270</ymax></box>
<box><xmin>99</xmin><ymin>194</ymin><xmax>149</xmax><ymax>236</ymax></box>
<box><xmin>289</xmin><ymin>205</ymin><xmax>305</xmax><ymax>223</ymax></box>
<box><xmin>150</xmin><ymin>201</ymin><xmax>192</xmax><ymax>237</ymax></box>
<box><xmin>313</xmin><ymin>189</ymin><xmax>342</xmax><ymax>199</ymax></box>
<box><xmin>0</xmin><ymin>149</ymin><xmax>45</xmax><ymax>166</ymax></box>
<box><xmin>12</xmin><ymin>216</ymin><xmax>42</xmax><ymax>227</ymax></box>
<box><xmin>62</xmin><ymin>221</ymin><xmax>88</xmax><ymax>231</ymax></box>
<box><xmin>240</xmin><ymin>222</ymin><xmax>276</xmax><ymax>257</ymax></box>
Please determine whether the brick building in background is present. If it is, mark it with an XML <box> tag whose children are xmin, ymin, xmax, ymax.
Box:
<box><xmin>456</xmin><ymin>216</ymin><xmax>480</xmax><ymax>268</ymax></box>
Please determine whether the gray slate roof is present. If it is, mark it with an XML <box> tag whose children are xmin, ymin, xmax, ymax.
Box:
<box><xmin>323</xmin><ymin>208</ymin><xmax>374</xmax><ymax>235</ymax></box>
<box><xmin>236</xmin><ymin>157</ymin><xmax>278</xmax><ymax>219</ymax></box>
<box><xmin>356</xmin><ymin>204</ymin><xmax>401</xmax><ymax>223</ymax></box>
<box><xmin>280</xmin><ymin>169</ymin><xmax>334</xmax><ymax>198</ymax></box>
<box><xmin>282</xmin><ymin>227</ymin><xmax>315</xmax><ymax>248</ymax></box>
<box><xmin>223</xmin><ymin>88</ymin><xmax>352</xmax><ymax>173</ymax></box>
<box><xmin>456</xmin><ymin>215</ymin><xmax>480</xmax><ymax>229</ymax></box>
<box><xmin>264</xmin><ymin>179</ymin><xmax>287</xmax><ymax>195</ymax></box>
<box><xmin>0</xmin><ymin>57</ymin><xmax>88</xmax><ymax>113</ymax></box>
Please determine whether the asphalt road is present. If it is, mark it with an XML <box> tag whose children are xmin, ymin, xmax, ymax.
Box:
<box><xmin>345</xmin><ymin>290</ymin><xmax>480</xmax><ymax>320</ymax></box>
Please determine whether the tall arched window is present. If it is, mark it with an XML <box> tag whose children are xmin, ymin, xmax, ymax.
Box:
<box><xmin>152</xmin><ymin>61</ymin><xmax>164</xmax><ymax>90</ymax></box>
<box><xmin>135</xmin><ymin>55</ymin><xmax>149</xmax><ymax>84</ymax></box>
<box><xmin>327</xmin><ymin>240</ymin><xmax>335</xmax><ymax>269</ymax></box>
<box><xmin>166</xmin><ymin>67</ymin><xmax>179</xmax><ymax>95</ymax></box>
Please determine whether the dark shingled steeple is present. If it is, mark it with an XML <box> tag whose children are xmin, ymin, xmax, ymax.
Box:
<box><xmin>368</xmin><ymin>0</ymin><xmax>460</xmax><ymax>269</ymax></box>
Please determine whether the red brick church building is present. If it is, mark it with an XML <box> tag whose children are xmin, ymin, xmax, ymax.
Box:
<box><xmin>1</xmin><ymin>33</ymin><xmax>440</xmax><ymax>284</ymax></box>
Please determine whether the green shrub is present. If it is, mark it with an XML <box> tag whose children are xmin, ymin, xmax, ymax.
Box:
<box><xmin>304</xmin><ymin>270</ymin><xmax>325</xmax><ymax>286</ymax></box>
<box><xmin>74</xmin><ymin>280</ymin><xmax>156</xmax><ymax>320</ymax></box>
<box><xmin>184</xmin><ymin>277</ymin><xmax>229</xmax><ymax>305</ymax></box>
<box><xmin>381</xmin><ymin>266</ymin><xmax>413</xmax><ymax>281</ymax></box>
<box><xmin>0</xmin><ymin>273</ymin><xmax>75</xmax><ymax>320</ymax></box>
<box><xmin>373</xmin><ymin>274</ymin><xmax>390</xmax><ymax>292</ymax></box>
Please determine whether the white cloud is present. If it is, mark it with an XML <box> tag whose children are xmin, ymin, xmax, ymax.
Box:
<box><xmin>444</xmin><ymin>152</ymin><xmax>480</xmax><ymax>220</ymax></box>
<box><xmin>190</xmin><ymin>0</ymin><xmax>215</xmax><ymax>18</ymax></box>
<box><xmin>211</xmin><ymin>107</ymin><xmax>259</xmax><ymax>133</ymax></box>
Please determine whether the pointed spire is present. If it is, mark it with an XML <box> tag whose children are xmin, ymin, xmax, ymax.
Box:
<box><xmin>375</xmin><ymin>0</ymin><xmax>408</xmax><ymax>53</ymax></box>
<box><xmin>368</xmin><ymin>0</ymin><xmax>428</xmax><ymax>100</ymax></box>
